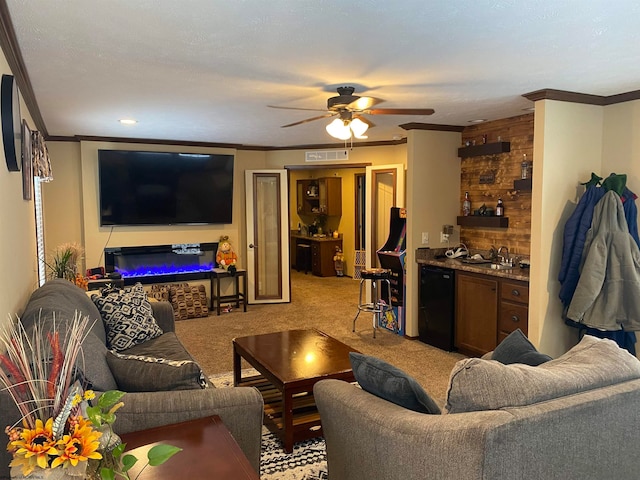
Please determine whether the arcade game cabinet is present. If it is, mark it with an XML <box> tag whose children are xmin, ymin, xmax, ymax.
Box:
<box><xmin>377</xmin><ymin>207</ymin><xmax>406</xmax><ymax>335</ymax></box>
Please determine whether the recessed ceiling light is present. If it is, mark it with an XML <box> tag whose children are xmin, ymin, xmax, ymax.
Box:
<box><xmin>119</xmin><ymin>118</ymin><xmax>137</xmax><ymax>125</ymax></box>
<box><xmin>468</xmin><ymin>119</ymin><xmax>487</xmax><ymax>124</ymax></box>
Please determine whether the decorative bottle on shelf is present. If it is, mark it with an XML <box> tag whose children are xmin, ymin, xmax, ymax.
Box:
<box><xmin>496</xmin><ymin>197</ymin><xmax>504</xmax><ymax>217</ymax></box>
<box><xmin>462</xmin><ymin>191</ymin><xmax>471</xmax><ymax>216</ymax></box>
<box><xmin>521</xmin><ymin>154</ymin><xmax>529</xmax><ymax>179</ymax></box>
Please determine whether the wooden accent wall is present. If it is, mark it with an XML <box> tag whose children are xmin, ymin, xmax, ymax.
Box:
<box><xmin>460</xmin><ymin>114</ymin><xmax>533</xmax><ymax>257</ymax></box>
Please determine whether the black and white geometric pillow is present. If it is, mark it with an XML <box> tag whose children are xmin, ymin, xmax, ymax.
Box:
<box><xmin>92</xmin><ymin>283</ymin><xmax>163</xmax><ymax>351</ymax></box>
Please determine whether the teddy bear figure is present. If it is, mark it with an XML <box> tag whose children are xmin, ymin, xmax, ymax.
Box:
<box><xmin>333</xmin><ymin>246</ymin><xmax>345</xmax><ymax>277</ymax></box>
<box><xmin>216</xmin><ymin>235</ymin><xmax>238</xmax><ymax>275</ymax></box>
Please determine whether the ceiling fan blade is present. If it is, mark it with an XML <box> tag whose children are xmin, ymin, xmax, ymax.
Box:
<box><xmin>268</xmin><ymin>105</ymin><xmax>327</xmax><ymax>112</ymax></box>
<box><xmin>347</xmin><ymin>96</ymin><xmax>384</xmax><ymax>111</ymax></box>
<box><xmin>353</xmin><ymin>114</ymin><xmax>375</xmax><ymax>128</ymax></box>
<box><xmin>280</xmin><ymin>113</ymin><xmax>336</xmax><ymax>128</ymax></box>
<box><xmin>366</xmin><ymin>108</ymin><xmax>435</xmax><ymax>115</ymax></box>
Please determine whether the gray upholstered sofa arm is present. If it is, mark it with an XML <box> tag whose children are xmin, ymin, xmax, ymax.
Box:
<box><xmin>112</xmin><ymin>386</ymin><xmax>264</xmax><ymax>473</ymax></box>
<box><xmin>150</xmin><ymin>301</ymin><xmax>175</xmax><ymax>333</ymax></box>
<box><xmin>314</xmin><ymin>379</ymin><xmax>511</xmax><ymax>480</ymax></box>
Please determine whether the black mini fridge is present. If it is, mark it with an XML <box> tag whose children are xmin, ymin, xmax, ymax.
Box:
<box><xmin>418</xmin><ymin>265</ymin><xmax>455</xmax><ymax>351</ymax></box>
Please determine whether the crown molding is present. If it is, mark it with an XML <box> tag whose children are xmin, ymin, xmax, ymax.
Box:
<box><xmin>45</xmin><ymin>134</ymin><xmax>408</xmax><ymax>151</ymax></box>
<box><xmin>523</xmin><ymin>88</ymin><xmax>640</xmax><ymax>106</ymax></box>
<box><xmin>399</xmin><ymin>122</ymin><xmax>464</xmax><ymax>132</ymax></box>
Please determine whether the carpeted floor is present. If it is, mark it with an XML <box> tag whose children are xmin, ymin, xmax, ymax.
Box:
<box><xmin>176</xmin><ymin>270</ymin><xmax>465</xmax><ymax>406</ymax></box>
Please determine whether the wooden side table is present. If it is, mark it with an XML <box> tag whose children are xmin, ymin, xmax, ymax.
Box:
<box><xmin>120</xmin><ymin>416</ymin><xmax>259</xmax><ymax>479</ymax></box>
<box><xmin>210</xmin><ymin>268</ymin><xmax>247</xmax><ymax>315</ymax></box>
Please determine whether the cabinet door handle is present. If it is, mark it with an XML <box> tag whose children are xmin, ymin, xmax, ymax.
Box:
<box><xmin>511</xmin><ymin>315</ymin><xmax>520</xmax><ymax>322</ymax></box>
<box><xmin>511</xmin><ymin>289</ymin><xmax>520</xmax><ymax>297</ymax></box>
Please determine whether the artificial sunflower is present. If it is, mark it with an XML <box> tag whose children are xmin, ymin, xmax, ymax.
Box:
<box><xmin>9</xmin><ymin>418</ymin><xmax>59</xmax><ymax>475</ymax></box>
<box><xmin>51</xmin><ymin>416</ymin><xmax>102</xmax><ymax>469</ymax></box>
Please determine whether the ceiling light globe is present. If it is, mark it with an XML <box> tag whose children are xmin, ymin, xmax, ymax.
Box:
<box><xmin>326</xmin><ymin>118</ymin><xmax>352</xmax><ymax>140</ymax></box>
<box><xmin>350</xmin><ymin>117</ymin><xmax>369</xmax><ymax>137</ymax></box>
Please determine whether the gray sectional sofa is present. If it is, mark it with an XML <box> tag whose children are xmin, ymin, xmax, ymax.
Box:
<box><xmin>0</xmin><ymin>279</ymin><xmax>263</xmax><ymax>480</ymax></box>
<box><xmin>315</xmin><ymin>335</ymin><xmax>640</xmax><ymax>480</ymax></box>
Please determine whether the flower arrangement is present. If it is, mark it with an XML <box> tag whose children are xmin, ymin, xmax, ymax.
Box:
<box><xmin>1</xmin><ymin>313</ymin><xmax>180</xmax><ymax>479</ymax></box>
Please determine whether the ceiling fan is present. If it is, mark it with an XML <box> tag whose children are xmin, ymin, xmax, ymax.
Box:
<box><xmin>269</xmin><ymin>86</ymin><xmax>435</xmax><ymax>140</ymax></box>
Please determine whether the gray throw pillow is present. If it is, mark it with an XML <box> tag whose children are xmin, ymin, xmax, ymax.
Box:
<box><xmin>92</xmin><ymin>283</ymin><xmax>163</xmax><ymax>351</ymax></box>
<box><xmin>106</xmin><ymin>333</ymin><xmax>207</xmax><ymax>392</ymax></box>
<box><xmin>350</xmin><ymin>352</ymin><xmax>441</xmax><ymax>414</ymax></box>
<box><xmin>492</xmin><ymin>329</ymin><xmax>552</xmax><ymax>366</ymax></box>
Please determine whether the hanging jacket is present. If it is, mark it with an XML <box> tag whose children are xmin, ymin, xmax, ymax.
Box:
<box><xmin>566</xmin><ymin>191</ymin><xmax>640</xmax><ymax>331</ymax></box>
<box><xmin>558</xmin><ymin>185</ymin><xmax>639</xmax><ymax>306</ymax></box>
<box><xmin>622</xmin><ymin>187</ymin><xmax>640</xmax><ymax>246</ymax></box>
<box><xmin>558</xmin><ymin>185</ymin><xmax>605</xmax><ymax>306</ymax></box>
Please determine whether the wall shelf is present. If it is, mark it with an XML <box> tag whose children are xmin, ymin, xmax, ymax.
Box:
<box><xmin>458</xmin><ymin>142</ymin><xmax>511</xmax><ymax>158</ymax></box>
<box><xmin>457</xmin><ymin>216</ymin><xmax>509</xmax><ymax>228</ymax></box>
<box><xmin>513</xmin><ymin>178</ymin><xmax>532</xmax><ymax>191</ymax></box>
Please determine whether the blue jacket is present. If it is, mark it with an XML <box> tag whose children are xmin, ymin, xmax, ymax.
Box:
<box><xmin>558</xmin><ymin>186</ymin><xmax>604</xmax><ymax>306</ymax></box>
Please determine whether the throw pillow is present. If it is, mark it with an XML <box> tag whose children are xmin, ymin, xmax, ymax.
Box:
<box><xmin>149</xmin><ymin>283</ymin><xmax>172</xmax><ymax>302</ymax></box>
<box><xmin>106</xmin><ymin>332</ymin><xmax>208</xmax><ymax>392</ymax></box>
<box><xmin>349</xmin><ymin>352</ymin><xmax>441</xmax><ymax>414</ymax></box>
<box><xmin>492</xmin><ymin>329</ymin><xmax>552</xmax><ymax>366</ymax></box>
<box><xmin>91</xmin><ymin>283</ymin><xmax>163</xmax><ymax>351</ymax></box>
<box><xmin>445</xmin><ymin>335</ymin><xmax>640</xmax><ymax>414</ymax></box>
<box><xmin>169</xmin><ymin>284</ymin><xmax>209</xmax><ymax>320</ymax></box>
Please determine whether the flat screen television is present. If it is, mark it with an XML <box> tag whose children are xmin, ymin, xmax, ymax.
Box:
<box><xmin>98</xmin><ymin>150</ymin><xmax>234</xmax><ymax>226</ymax></box>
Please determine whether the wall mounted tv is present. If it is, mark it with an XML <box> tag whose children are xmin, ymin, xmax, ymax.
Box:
<box><xmin>98</xmin><ymin>150</ymin><xmax>234</xmax><ymax>226</ymax></box>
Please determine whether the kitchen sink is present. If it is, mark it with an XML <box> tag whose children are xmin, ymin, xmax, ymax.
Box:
<box><xmin>474</xmin><ymin>262</ymin><xmax>514</xmax><ymax>270</ymax></box>
<box><xmin>459</xmin><ymin>257</ymin><xmax>492</xmax><ymax>265</ymax></box>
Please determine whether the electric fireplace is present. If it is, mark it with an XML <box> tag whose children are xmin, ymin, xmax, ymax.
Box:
<box><xmin>104</xmin><ymin>243</ymin><xmax>217</xmax><ymax>285</ymax></box>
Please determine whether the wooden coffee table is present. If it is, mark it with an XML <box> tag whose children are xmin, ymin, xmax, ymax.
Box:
<box><xmin>233</xmin><ymin>328</ymin><xmax>358</xmax><ymax>452</ymax></box>
<box><xmin>120</xmin><ymin>416</ymin><xmax>259</xmax><ymax>479</ymax></box>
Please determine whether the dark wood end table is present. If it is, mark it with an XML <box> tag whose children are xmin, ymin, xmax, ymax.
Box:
<box><xmin>210</xmin><ymin>267</ymin><xmax>247</xmax><ymax>315</ymax></box>
<box><xmin>120</xmin><ymin>416</ymin><xmax>259</xmax><ymax>479</ymax></box>
<box><xmin>233</xmin><ymin>328</ymin><xmax>358</xmax><ymax>452</ymax></box>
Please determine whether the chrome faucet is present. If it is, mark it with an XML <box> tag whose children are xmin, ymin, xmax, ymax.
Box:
<box><xmin>498</xmin><ymin>246</ymin><xmax>510</xmax><ymax>265</ymax></box>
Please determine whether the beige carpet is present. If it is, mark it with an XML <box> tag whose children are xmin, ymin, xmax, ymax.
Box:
<box><xmin>174</xmin><ymin>270</ymin><xmax>466</xmax><ymax>406</ymax></box>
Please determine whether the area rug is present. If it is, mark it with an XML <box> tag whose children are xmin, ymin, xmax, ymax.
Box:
<box><xmin>210</xmin><ymin>370</ymin><xmax>328</xmax><ymax>480</ymax></box>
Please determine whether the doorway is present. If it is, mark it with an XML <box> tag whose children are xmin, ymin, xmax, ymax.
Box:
<box><xmin>287</xmin><ymin>165</ymin><xmax>367</xmax><ymax>279</ymax></box>
<box><xmin>245</xmin><ymin>169</ymin><xmax>291</xmax><ymax>304</ymax></box>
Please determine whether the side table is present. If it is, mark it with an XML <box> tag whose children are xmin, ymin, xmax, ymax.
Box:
<box><xmin>120</xmin><ymin>416</ymin><xmax>259</xmax><ymax>479</ymax></box>
<box><xmin>210</xmin><ymin>268</ymin><xmax>247</xmax><ymax>315</ymax></box>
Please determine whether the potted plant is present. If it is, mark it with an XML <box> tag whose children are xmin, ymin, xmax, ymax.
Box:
<box><xmin>1</xmin><ymin>314</ymin><xmax>180</xmax><ymax>479</ymax></box>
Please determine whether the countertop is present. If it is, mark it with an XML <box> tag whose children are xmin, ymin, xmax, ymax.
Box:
<box><xmin>415</xmin><ymin>248</ymin><xmax>530</xmax><ymax>282</ymax></box>
<box><xmin>291</xmin><ymin>232</ymin><xmax>343</xmax><ymax>242</ymax></box>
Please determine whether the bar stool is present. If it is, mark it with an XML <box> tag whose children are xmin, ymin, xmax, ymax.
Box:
<box><xmin>296</xmin><ymin>244</ymin><xmax>312</xmax><ymax>274</ymax></box>
<box><xmin>353</xmin><ymin>268</ymin><xmax>393</xmax><ymax>338</ymax></box>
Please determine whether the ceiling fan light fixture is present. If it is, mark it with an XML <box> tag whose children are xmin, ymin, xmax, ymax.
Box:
<box><xmin>326</xmin><ymin>118</ymin><xmax>352</xmax><ymax>140</ymax></box>
<box><xmin>350</xmin><ymin>117</ymin><xmax>369</xmax><ymax>138</ymax></box>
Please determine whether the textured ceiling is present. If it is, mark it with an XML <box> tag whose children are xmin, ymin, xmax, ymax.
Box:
<box><xmin>5</xmin><ymin>0</ymin><xmax>640</xmax><ymax>148</ymax></box>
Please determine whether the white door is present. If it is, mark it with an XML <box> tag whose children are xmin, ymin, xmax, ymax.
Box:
<box><xmin>365</xmin><ymin>164</ymin><xmax>405</xmax><ymax>269</ymax></box>
<box><xmin>245</xmin><ymin>170</ymin><xmax>291</xmax><ymax>303</ymax></box>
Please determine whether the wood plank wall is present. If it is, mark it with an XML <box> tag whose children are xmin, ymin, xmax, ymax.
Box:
<box><xmin>460</xmin><ymin>113</ymin><xmax>534</xmax><ymax>257</ymax></box>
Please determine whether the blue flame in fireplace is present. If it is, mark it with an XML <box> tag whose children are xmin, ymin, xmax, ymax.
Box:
<box><xmin>116</xmin><ymin>262</ymin><xmax>214</xmax><ymax>278</ymax></box>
